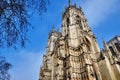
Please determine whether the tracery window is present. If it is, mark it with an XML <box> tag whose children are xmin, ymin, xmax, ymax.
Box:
<box><xmin>109</xmin><ymin>46</ymin><xmax>116</xmax><ymax>56</ymax></box>
<box><xmin>76</xmin><ymin>15</ymin><xmax>81</xmax><ymax>24</ymax></box>
<box><xmin>115</xmin><ymin>43</ymin><xmax>120</xmax><ymax>52</ymax></box>
<box><xmin>76</xmin><ymin>15</ymin><xmax>83</xmax><ymax>30</ymax></box>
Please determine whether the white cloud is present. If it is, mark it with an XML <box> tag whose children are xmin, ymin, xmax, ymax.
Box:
<box><xmin>8</xmin><ymin>51</ymin><xmax>44</xmax><ymax>80</ymax></box>
<box><xmin>76</xmin><ymin>0</ymin><xmax>120</xmax><ymax>27</ymax></box>
<box><xmin>1</xmin><ymin>1</ymin><xmax>120</xmax><ymax>80</ymax></box>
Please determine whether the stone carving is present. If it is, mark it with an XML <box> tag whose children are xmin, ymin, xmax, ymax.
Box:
<box><xmin>39</xmin><ymin>2</ymin><xmax>120</xmax><ymax>80</ymax></box>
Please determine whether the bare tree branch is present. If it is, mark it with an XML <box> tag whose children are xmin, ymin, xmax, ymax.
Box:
<box><xmin>0</xmin><ymin>0</ymin><xmax>49</xmax><ymax>48</ymax></box>
<box><xmin>0</xmin><ymin>56</ymin><xmax>12</xmax><ymax>80</ymax></box>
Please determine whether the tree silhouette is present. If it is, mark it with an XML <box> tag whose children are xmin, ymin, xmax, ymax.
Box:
<box><xmin>0</xmin><ymin>0</ymin><xmax>49</xmax><ymax>48</ymax></box>
<box><xmin>0</xmin><ymin>56</ymin><xmax>12</xmax><ymax>80</ymax></box>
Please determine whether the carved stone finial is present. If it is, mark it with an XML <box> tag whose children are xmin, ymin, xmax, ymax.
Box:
<box><xmin>62</xmin><ymin>11</ymin><xmax>64</xmax><ymax>16</ymax></box>
<box><xmin>102</xmin><ymin>38</ymin><xmax>109</xmax><ymax>51</ymax></box>
<box><xmin>52</xmin><ymin>25</ymin><xmax>55</xmax><ymax>32</ymax></box>
<box><xmin>68</xmin><ymin>0</ymin><xmax>71</xmax><ymax>6</ymax></box>
<box><xmin>79</xmin><ymin>6</ymin><xmax>82</xmax><ymax>10</ymax></box>
<box><xmin>74</xmin><ymin>3</ymin><xmax>76</xmax><ymax>7</ymax></box>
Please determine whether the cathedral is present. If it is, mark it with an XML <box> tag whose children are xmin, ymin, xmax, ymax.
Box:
<box><xmin>39</xmin><ymin>1</ymin><xmax>120</xmax><ymax>80</ymax></box>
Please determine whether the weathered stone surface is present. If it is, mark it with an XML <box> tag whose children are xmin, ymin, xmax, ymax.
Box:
<box><xmin>39</xmin><ymin>2</ymin><xmax>120</xmax><ymax>80</ymax></box>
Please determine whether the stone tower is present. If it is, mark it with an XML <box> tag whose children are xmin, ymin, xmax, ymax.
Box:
<box><xmin>61</xmin><ymin>1</ymin><xmax>102</xmax><ymax>80</ymax></box>
<box><xmin>39</xmin><ymin>1</ymin><xmax>120</xmax><ymax>80</ymax></box>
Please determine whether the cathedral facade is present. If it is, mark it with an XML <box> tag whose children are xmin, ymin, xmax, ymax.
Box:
<box><xmin>39</xmin><ymin>2</ymin><xmax>120</xmax><ymax>80</ymax></box>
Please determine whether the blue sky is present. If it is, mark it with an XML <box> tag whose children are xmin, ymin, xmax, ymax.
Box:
<box><xmin>0</xmin><ymin>0</ymin><xmax>120</xmax><ymax>80</ymax></box>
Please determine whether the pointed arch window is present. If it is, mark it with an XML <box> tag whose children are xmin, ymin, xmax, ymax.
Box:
<box><xmin>76</xmin><ymin>15</ymin><xmax>84</xmax><ymax>30</ymax></box>
<box><xmin>76</xmin><ymin>15</ymin><xmax>81</xmax><ymax>24</ymax></box>
<box><xmin>85</xmin><ymin>38</ymin><xmax>91</xmax><ymax>51</ymax></box>
<box><xmin>67</xmin><ymin>18</ymin><xmax>70</xmax><ymax>27</ymax></box>
<box><xmin>115</xmin><ymin>43</ymin><xmax>120</xmax><ymax>52</ymax></box>
<box><xmin>109</xmin><ymin>46</ymin><xmax>116</xmax><ymax>56</ymax></box>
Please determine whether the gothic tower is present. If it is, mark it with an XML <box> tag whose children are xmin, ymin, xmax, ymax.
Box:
<box><xmin>61</xmin><ymin>1</ymin><xmax>102</xmax><ymax>80</ymax></box>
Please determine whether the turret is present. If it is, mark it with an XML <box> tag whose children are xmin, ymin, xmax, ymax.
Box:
<box><xmin>103</xmin><ymin>38</ymin><xmax>109</xmax><ymax>51</ymax></box>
